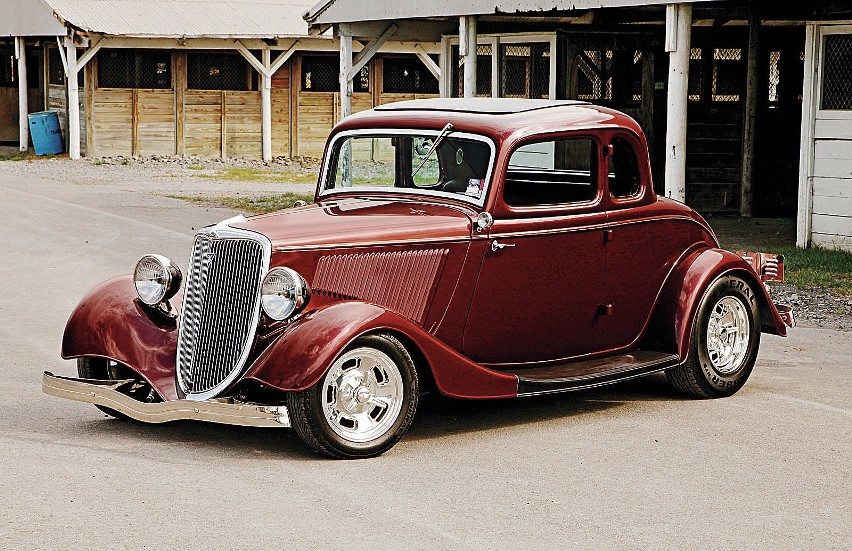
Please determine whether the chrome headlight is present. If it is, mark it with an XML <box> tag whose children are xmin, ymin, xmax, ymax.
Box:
<box><xmin>261</xmin><ymin>267</ymin><xmax>310</xmax><ymax>321</ymax></box>
<box><xmin>134</xmin><ymin>254</ymin><xmax>182</xmax><ymax>305</ymax></box>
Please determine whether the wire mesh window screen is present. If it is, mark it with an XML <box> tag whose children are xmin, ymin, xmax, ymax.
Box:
<box><xmin>688</xmin><ymin>48</ymin><xmax>703</xmax><ymax>101</ymax></box>
<box><xmin>97</xmin><ymin>50</ymin><xmax>166</xmax><ymax>89</ymax></box>
<box><xmin>98</xmin><ymin>49</ymin><xmax>171</xmax><ymax>89</ymax></box>
<box><xmin>451</xmin><ymin>45</ymin><xmax>492</xmax><ymax>97</ymax></box>
<box><xmin>0</xmin><ymin>44</ymin><xmax>15</xmax><ymax>86</ymax></box>
<box><xmin>302</xmin><ymin>55</ymin><xmax>369</xmax><ymax>92</ymax></box>
<box><xmin>575</xmin><ymin>47</ymin><xmax>642</xmax><ymax>106</ymax></box>
<box><xmin>501</xmin><ymin>43</ymin><xmax>550</xmax><ymax>98</ymax></box>
<box><xmin>821</xmin><ymin>34</ymin><xmax>852</xmax><ymax>110</ymax></box>
<box><xmin>187</xmin><ymin>52</ymin><xmax>254</xmax><ymax>91</ymax></box>
<box><xmin>768</xmin><ymin>51</ymin><xmax>781</xmax><ymax>104</ymax></box>
<box><xmin>48</xmin><ymin>47</ymin><xmax>65</xmax><ymax>85</ymax></box>
<box><xmin>711</xmin><ymin>48</ymin><xmax>744</xmax><ymax>102</ymax></box>
<box><xmin>383</xmin><ymin>55</ymin><xmax>438</xmax><ymax>94</ymax></box>
<box><xmin>48</xmin><ymin>47</ymin><xmax>84</xmax><ymax>87</ymax></box>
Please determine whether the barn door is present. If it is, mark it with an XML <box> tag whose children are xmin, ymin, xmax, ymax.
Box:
<box><xmin>802</xmin><ymin>26</ymin><xmax>852</xmax><ymax>249</ymax></box>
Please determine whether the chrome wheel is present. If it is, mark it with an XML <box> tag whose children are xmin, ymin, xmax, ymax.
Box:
<box><xmin>706</xmin><ymin>295</ymin><xmax>750</xmax><ymax>375</ymax></box>
<box><xmin>320</xmin><ymin>347</ymin><xmax>405</xmax><ymax>443</ymax></box>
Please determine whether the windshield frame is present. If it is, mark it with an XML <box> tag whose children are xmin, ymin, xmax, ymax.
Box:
<box><xmin>318</xmin><ymin>128</ymin><xmax>497</xmax><ymax>208</ymax></box>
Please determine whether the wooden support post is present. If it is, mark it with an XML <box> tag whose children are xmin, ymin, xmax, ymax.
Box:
<box><xmin>740</xmin><ymin>9</ymin><xmax>760</xmax><ymax>217</ymax></box>
<box><xmin>175</xmin><ymin>52</ymin><xmax>186</xmax><ymax>156</ymax></box>
<box><xmin>290</xmin><ymin>55</ymin><xmax>300</xmax><ymax>157</ymax></box>
<box><xmin>65</xmin><ymin>36</ymin><xmax>80</xmax><ymax>160</ymax></box>
<box><xmin>84</xmin><ymin>59</ymin><xmax>94</xmax><ymax>156</ymax></box>
<box><xmin>664</xmin><ymin>3</ymin><xmax>692</xmax><ymax>203</ymax></box>
<box><xmin>16</xmin><ymin>38</ymin><xmax>29</xmax><ymax>152</ymax></box>
<box><xmin>131</xmin><ymin>89</ymin><xmax>139</xmax><ymax>156</ymax></box>
<box><xmin>796</xmin><ymin>24</ymin><xmax>818</xmax><ymax>248</ymax></box>
<box><xmin>261</xmin><ymin>48</ymin><xmax>272</xmax><ymax>161</ymax></box>
<box><xmin>221</xmin><ymin>91</ymin><xmax>227</xmax><ymax>158</ymax></box>
<box><xmin>460</xmin><ymin>16</ymin><xmax>477</xmax><ymax>98</ymax></box>
<box><xmin>339</xmin><ymin>34</ymin><xmax>353</xmax><ymax>119</ymax></box>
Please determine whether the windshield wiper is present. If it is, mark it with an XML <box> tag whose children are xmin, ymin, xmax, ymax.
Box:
<box><xmin>412</xmin><ymin>123</ymin><xmax>453</xmax><ymax>179</ymax></box>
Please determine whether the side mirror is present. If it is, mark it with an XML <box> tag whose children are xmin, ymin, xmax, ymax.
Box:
<box><xmin>476</xmin><ymin>212</ymin><xmax>493</xmax><ymax>233</ymax></box>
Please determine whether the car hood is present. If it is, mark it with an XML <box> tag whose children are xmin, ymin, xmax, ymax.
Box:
<box><xmin>229</xmin><ymin>197</ymin><xmax>474</xmax><ymax>250</ymax></box>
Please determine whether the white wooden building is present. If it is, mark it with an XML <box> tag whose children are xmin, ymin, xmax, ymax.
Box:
<box><xmin>0</xmin><ymin>0</ymin><xmax>444</xmax><ymax>160</ymax></box>
<box><xmin>305</xmin><ymin>0</ymin><xmax>852</xmax><ymax>250</ymax></box>
<box><xmin>798</xmin><ymin>24</ymin><xmax>852</xmax><ymax>250</ymax></box>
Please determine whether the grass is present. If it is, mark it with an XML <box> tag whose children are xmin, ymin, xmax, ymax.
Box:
<box><xmin>711</xmin><ymin>217</ymin><xmax>852</xmax><ymax>295</ymax></box>
<box><xmin>169</xmin><ymin>192</ymin><xmax>315</xmax><ymax>214</ymax></box>
<box><xmin>196</xmin><ymin>167</ymin><xmax>317</xmax><ymax>184</ymax></box>
<box><xmin>0</xmin><ymin>151</ymin><xmax>36</xmax><ymax>161</ymax></box>
<box><xmin>769</xmin><ymin>246</ymin><xmax>852</xmax><ymax>295</ymax></box>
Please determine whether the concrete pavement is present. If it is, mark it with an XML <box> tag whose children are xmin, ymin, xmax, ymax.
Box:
<box><xmin>0</xmin><ymin>167</ymin><xmax>849</xmax><ymax>550</ymax></box>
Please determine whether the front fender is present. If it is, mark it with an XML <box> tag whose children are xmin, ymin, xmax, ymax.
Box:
<box><xmin>649</xmin><ymin>248</ymin><xmax>787</xmax><ymax>360</ymax></box>
<box><xmin>243</xmin><ymin>302</ymin><xmax>519</xmax><ymax>399</ymax></box>
<box><xmin>61</xmin><ymin>276</ymin><xmax>181</xmax><ymax>400</ymax></box>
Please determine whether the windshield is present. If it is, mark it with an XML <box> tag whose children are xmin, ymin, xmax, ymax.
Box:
<box><xmin>321</xmin><ymin>131</ymin><xmax>494</xmax><ymax>205</ymax></box>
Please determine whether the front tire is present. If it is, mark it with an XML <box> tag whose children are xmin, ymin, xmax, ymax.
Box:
<box><xmin>666</xmin><ymin>275</ymin><xmax>761</xmax><ymax>398</ymax></box>
<box><xmin>287</xmin><ymin>333</ymin><xmax>419</xmax><ymax>459</ymax></box>
<box><xmin>76</xmin><ymin>357</ymin><xmax>129</xmax><ymax>419</ymax></box>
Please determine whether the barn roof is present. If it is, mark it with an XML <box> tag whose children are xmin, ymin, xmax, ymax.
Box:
<box><xmin>305</xmin><ymin>0</ymin><xmax>716</xmax><ymax>24</ymax></box>
<box><xmin>4</xmin><ymin>0</ymin><xmax>317</xmax><ymax>38</ymax></box>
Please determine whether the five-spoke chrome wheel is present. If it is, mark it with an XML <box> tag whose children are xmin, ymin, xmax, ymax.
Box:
<box><xmin>665</xmin><ymin>275</ymin><xmax>760</xmax><ymax>398</ymax></box>
<box><xmin>706</xmin><ymin>295</ymin><xmax>750</xmax><ymax>375</ymax></box>
<box><xmin>287</xmin><ymin>333</ymin><xmax>419</xmax><ymax>459</ymax></box>
<box><xmin>321</xmin><ymin>347</ymin><xmax>405</xmax><ymax>443</ymax></box>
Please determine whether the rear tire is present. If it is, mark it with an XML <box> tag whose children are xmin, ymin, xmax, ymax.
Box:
<box><xmin>287</xmin><ymin>333</ymin><xmax>419</xmax><ymax>459</ymax></box>
<box><xmin>666</xmin><ymin>275</ymin><xmax>761</xmax><ymax>398</ymax></box>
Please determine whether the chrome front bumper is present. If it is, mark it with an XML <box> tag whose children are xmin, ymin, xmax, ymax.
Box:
<box><xmin>43</xmin><ymin>372</ymin><xmax>290</xmax><ymax>428</ymax></box>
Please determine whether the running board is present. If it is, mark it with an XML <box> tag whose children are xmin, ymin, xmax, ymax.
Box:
<box><xmin>505</xmin><ymin>351</ymin><xmax>680</xmax><ymax>397</ymax></box>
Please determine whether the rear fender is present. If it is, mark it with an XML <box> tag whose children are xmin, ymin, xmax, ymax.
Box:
<box><xmin>646</xmin><ymin>248</ymin><xmax>788</xmax><ymax>360</ymax></box>
<box><xmin>243</xmin><ymin>302</ymin><xmax>519</xmax><ymax>399</ymax></box>
<box><xmin>61</xmin><ymin>276</ymin><xmax>181</xmax><ymax>400</ymax></box>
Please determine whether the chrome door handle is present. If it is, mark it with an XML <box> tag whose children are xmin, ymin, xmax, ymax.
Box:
<box><xmin>491</xmin><ymin>240</ymin><xmax>515</xmax><ymax>252</ymax></box>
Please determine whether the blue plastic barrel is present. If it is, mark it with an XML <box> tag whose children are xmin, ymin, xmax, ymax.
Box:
<box><xmin>28</xmin><ymin>111</ymin><xmax>64</xmax><ymax>156</ymax></box>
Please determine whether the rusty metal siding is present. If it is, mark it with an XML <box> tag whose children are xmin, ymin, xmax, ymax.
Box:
<box><xmin>312</xmin><ymin>249</ymin><xmax>449</xmax><ymax>323</ymax></box>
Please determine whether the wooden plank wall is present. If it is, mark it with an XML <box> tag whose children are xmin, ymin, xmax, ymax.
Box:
<box><xmin>271</xmin><ymin>64</ymin><xmax>291</xmax><ymax>158</ymax></box>
<box><xmin>92</xmin><ymin>89</ymin><xmax>133</xmax><ymax>155</ymax></box>
<box><xmin>225</xmin><ymin>91</ymin><xmax>262</xmax><ymax>158</ymax></box>
<box><xmin>184</xmin><ymin>91</ymin><xmax>223</xmax><ymax>157</ymax></box>
<box><xmin>297</xmin><ymin>91</ymin><xmax>371</xmax><ymax>158</ymax></box>
<box><xmin>686</xmin><ymin>105</ymin><xmax>742</xmax><ymax>213</ymax></box>
<box><xmin>810</xmin><ymin>116</ymin><xmax>852</xmax><ymax>249</ymax></box>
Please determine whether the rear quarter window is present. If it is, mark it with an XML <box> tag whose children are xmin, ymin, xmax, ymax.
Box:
<box><xmin>505</xmin><ymin>138</ymin><xmax>597</xmax><ymax>206</ymax></box>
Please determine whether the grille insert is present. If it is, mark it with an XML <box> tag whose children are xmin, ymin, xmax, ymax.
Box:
<box><xmin>177</xmin><ymin>232</ymin><xmax>268</xmax><ymax>398</ymax></box>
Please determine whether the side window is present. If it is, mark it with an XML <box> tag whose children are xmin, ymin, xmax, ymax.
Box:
<box><xmin>607</xmin><ymin>137</ymin><xmax>641</xmax><ymax>198</ymax></box>
<box><xmin>505</xmin><ymin>138</ymin><xmax>597</xmax><ymax>206</ymax></box>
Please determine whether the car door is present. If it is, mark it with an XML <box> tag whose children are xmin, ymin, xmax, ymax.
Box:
<box><xmin>596</xmin><ymin>133</ymin><xmax>705</xmax><ymax>352</ymax></box>
<box><xmin>463</xmin><ymin>135</ymin><xmax>607</xmax><ymax>365</ymax></box>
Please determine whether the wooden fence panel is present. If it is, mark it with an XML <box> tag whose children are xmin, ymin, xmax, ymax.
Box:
<box><xmin>184</xmin><ymin>91</ymin><xmax>223</xmax><ymax>157</ymax></box>
<box><xmin>92</xmin><ymin>89</ymin><xmax>133</xmax><ymax>156</ymax></box>
<box><xmin>225</xmin><ymin>91</ymin><xmax>262</xmax><ymax>159</ymax></box>
<box><xmin>298</xmin><ymin>92</ymin><xmax>335</xmax><ymax>158</ymax></box>
<box><xmin>137</xmin><ymin>90</ymin><xmax>176</xmax><ymax>155</ymax></box>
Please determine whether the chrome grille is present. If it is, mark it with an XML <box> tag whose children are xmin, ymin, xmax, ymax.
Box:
<box><xmin>177</xmin><ymin>230</ymin><xmax>268</xmax><ymax>399</ymax></box>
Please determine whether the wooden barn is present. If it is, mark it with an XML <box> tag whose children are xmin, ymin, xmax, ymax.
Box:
<box><xmin>0</xmin><ymin>0</ymin><xmax>442</xmax><ymax>160</ymax></box>
<box><xmin>305</xmin><ymin>0</ymin><xmax>852</xmax><ymax>249</ymax></box>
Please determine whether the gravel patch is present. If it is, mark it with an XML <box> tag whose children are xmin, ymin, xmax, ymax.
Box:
<box><xmin>769</xmin><ymin>283</ymin><xmax>851</xmax><ymax>332</ymax></box>
<box><xmin>0</xmin><ymin>153</ymin><xmax>319</xmax><ymax>199</ymax></box>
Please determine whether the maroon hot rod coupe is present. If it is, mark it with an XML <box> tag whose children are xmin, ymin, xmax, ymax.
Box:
<box><xmin>46</xmin><ymin>99</ymin><xmax>793</xmax><ymax>458</ymax></box>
